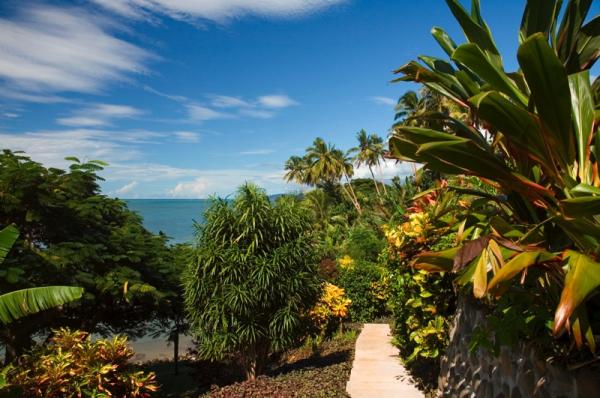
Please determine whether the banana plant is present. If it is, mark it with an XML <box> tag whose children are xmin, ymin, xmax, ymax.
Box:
<box><xmin>0</xmin><ymin>226</ymin><xmax>83</xmax><ymax>325</ymax></box>
<box><xmin>389</xmin><ymin>0</ymin><xmax>600</xmax><ymax>351</ymax></box>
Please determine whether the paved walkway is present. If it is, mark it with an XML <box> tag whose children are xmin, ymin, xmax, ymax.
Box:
<box><xmin>346</xmin><ymin>324</ymin><xmax>423</xmax><ymax>398</ymax></box>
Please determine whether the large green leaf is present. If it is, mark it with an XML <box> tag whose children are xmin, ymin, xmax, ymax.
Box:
<box><xmin>519</xmin><ymin>0</ymin><xmax>563</xmax><ymax>43</ymax></box>
<box><xmin>553</xmin><ymin>250</ymin><xmax>600</xmax><ymax>336</ymax></box>
<box><xmin>453</xmin><ymin>43</ymin><xmax>527</xmax><ymax>106</ymax></box>
<box><xmin>518</xmin><ymin>33</ymin><xmax>574</xmax><ymax>168</ymax></box>
<box><xmin>557</xmin><ymin>0</ymin><xmax>593</xmax><ymax>62</ymax></box>
<box><xmin>0</xmin><ymin>226</ymin><xmax>18</xmax><ymax>264</ymax></box>
<box><xmin>561</xmin><ymin>196</ymin><xmax>600</xmax><ymax>217</ymax></box>
<box><xmin>431</xmin><ymin>26</ymin><xmax>458</xmax><ymax>58</ymax></box>
<box><xmin>445</xmin><ymin>0</ymin><xmax>502</xmax><ymax>68</ymax></box>
<box><xmin>0</xmin><ymin>286</ymin><xmax>84</xmax><ymax>324</ymax></box>
<box><xmin>567</xmin><ymin>15</ymin><xmax>600</xmax><ymax>71</ymax></box>
<box><xmin>471</xmin><ymin>91</ymin><xmax>550</xmax><ymax>165</ymax></box>
<box><xmin>568</xmin><ymin>70</ymin><xmax>595</xmax><ymax>181</ymax></box>
<box><xmin>412</xmin><ymin>247</ymin><xmax>459</xmax><ymax>272</ymax></box>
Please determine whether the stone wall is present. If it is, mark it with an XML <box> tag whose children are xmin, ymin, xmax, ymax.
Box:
<box><xmin>438</xmin><ymin>297</ymin><xmax>600</xmax><ymax>398</ymax></box>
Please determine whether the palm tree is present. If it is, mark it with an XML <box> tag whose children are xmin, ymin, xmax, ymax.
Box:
<box><xmin>303</xmin><ymin>138</ymin><xmax>362</xmax><ymax>214</ymax></box>
<box><xmin>284</xmin><ymin>156</ymin><xmax>309</xmax><ymax>185</ymax></box>
<box><xmin>350</xmin><ymin>130</ymin><xmax>388</xmax><ymax>198</ymax></box>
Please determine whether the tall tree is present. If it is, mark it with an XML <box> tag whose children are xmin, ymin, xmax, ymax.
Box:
<box><xmin>350</xmin><ymin>130</ymin><xmax>388</xmax><ymax>198</ymax></box>
<box><xmin>0</xmin><ymin>150</ymin><xmax>178</xmax><ymax>359</ymax></box>
<box><xmin>183</xmin><ymin>184</ymin><xmax>321</xmax><ymax>380</ymax></box>
<box><xmin>303</xmin><ymin>138</ymin><xmax>362</xmax><ymax>214</ymax></box>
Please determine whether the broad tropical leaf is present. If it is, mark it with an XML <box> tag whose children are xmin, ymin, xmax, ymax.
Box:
<box><xmin>0</xmin><ymin>286</ymin><xmax>84</xmax><ymax>324</ymax></box>
<box><xmin>0</xmin><ymin>226</ymin><xmax>18</xmax><ymax>264</ymax></box>
<box><xmin>553</xmin><ymin>250</ymin><xmax>600</xmax><ymax>336</ymax></box>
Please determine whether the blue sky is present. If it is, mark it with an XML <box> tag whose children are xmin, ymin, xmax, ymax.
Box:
<box><xmin>0</xmin><ymin>0</ymin><xmax>598</xmax><ymax>198</ymax></box>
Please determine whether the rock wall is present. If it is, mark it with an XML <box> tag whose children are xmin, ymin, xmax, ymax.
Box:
<box><xmin>438</xmin><ymin>297</ymin><xmax>600</xmax><ymax>398</ymax></box>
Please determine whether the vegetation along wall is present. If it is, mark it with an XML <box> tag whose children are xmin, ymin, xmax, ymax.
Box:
<box><xmin>439</xmin><ymin>297</ymin><xmax>600</xmax><ymax>398</ymax></box>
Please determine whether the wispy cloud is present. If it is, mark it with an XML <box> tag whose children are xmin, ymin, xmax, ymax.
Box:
<box><xmin>0</xmin><ymin>5</ymin><xmax>151</xmax><ymax>100</ymax></box>
<box><xmin>369</xmin><ymin>96</ymin><xmax>397</xmax><ymax>107</ymax></box>
<box><xmin>240</xmin><ymin>149</ymin><xmax>275</xmax><ymax>155</ymax></box>
<box><xmin>210</xmin><ymin>95</ymin><xmax>251</xmax><ymax>108</ymax></box>
<box><xmin>89</xmin><ymin>0</ymin><xmax>345</xmax><ymax>23</ymax></box>
<box><xmin>186</xmin><ymin>104</ymin><xmax>231</xmax><ymax>121</ymax></box>
<box><xmin>116</xmin><ymin>180</ymin><xmax>138</xmax><ymax>195</ymax></box>
<box><xmin>257</xmin><ymin>95</ymin><xmax>298</xmax><ymax>108</ymax></box>
<box><xmin>174</xmin><ymin>131</ymin><xmax>201</xmax><ymax>143</ymax></box>
<box><xmin>56</xmin><ymin>103</ymin><xmax>143</xmax><ymax>127</ymax></box>
<box><xmin>168</xmin><ymin>94</ymin><xmax>299</xmax><ymax>122</ymax></box>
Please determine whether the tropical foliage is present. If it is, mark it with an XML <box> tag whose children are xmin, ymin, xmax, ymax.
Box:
<box><xmin>308</xmin><ymin>282</ymin><xmax>351</xmax><ymax>337</ymax></box>
<box><xmin>0</xmin><ymin>225</ymin><xmax>82</xmax><ymax>326</ymax></box>
<box><xmin>3</xmin><ymin>328</ymin><xmax>158</xmax><ymax>397</ymax></box>
<box><xmin>183</xmin><ymin>184</ymin><xmax>321</xmax><ymax>380</ymax></box>
<box><xmin>389</xmin><ymin>0</ymin><xmax>600</xmax><ymax>352</ymax></box>
<box><xmin>0</xmin><ymin>150</ymin><xmax>181</xmax><ymax>361</ymax></box>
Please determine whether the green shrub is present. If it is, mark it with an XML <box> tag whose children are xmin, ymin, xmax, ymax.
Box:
<box><xmin>183</xmin><ymin>184</ymin><xmax>321</xmax><ymax>381</ymax></box>
<box><xmin>343</xmin><ymin>225</ymin><xmax>385</xmax><ymax>262</ymax></box>
<box><xmin>337</xmin><ymin>261</ymin><xmax>388</xmax><ymax>322</ymax></box>
<box><xmin>4</xmin><ymin>328</ymin><xmax>158</xmax><ymax>398</ymax></box>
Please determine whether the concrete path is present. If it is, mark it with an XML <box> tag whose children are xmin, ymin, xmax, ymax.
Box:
<box><xmin>346</xmin><ymin>324</ymin><xmax>424</xmax><ymax>398</ymax></box>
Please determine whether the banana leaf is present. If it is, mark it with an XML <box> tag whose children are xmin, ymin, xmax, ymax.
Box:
<box><xmin>0</xmin><ymin>286</ymin><xmax>84</xmax><ymax>324</ymax></box>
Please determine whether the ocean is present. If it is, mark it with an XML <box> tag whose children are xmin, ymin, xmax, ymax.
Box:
<box><xmin>125</xmin><ymin>199</ymin><xmax>210</xmax><ymax>244</ymax></box>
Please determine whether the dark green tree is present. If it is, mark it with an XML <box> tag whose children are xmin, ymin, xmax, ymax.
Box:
<box><xmin>183</xmin><ymin>184</ymin><xmax>321</xmax><ymax>380</ymax></box>
<box><xmin>0</xmin><ymin>150</ymin><xmax>179</xmax><ymax>360</ymax></box>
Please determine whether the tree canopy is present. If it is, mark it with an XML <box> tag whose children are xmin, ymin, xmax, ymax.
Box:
<box><xmin>183</xmin><ymin>183</ymin><xmax>321</xmax><ymax>380</ymax></box>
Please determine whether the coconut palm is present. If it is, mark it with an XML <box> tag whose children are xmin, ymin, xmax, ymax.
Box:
<box><xmin>350</xmin><ymin>130</ymin><xmax>388</xmax><ymax>198</ymax></box>
<box><xmin>304</xmin><ymin>138</ymin><xmax>362</xmax><ymax>214</ymax></box>
<box><xmin>283</xmin><ymin>155</ymin><xmax>309</xmax><ymax>185</ymax></box>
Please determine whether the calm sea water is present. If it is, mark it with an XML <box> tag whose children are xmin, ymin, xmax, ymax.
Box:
<box><xmin>125</xmin><ymin>199</ymin><xmax>210</xmax><ymax>244</ymax></box>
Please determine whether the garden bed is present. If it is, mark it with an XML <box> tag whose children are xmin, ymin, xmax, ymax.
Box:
<box><xmin>203</xmin><ymin>327</ymin><xmax>359</xmax><ymax>398</ymax></box>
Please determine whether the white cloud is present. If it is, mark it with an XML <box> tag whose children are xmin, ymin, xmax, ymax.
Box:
<box><xmin>116</xmin><ymin>180</ymin><xmax>138</xmax><ymax>195</ymax></box>
<box><xmin>169</xmin><ymin>177</ymin><xmax>209</xmax><ymax>197</ymax></box>
<box><xmin>56</xmin><ymin>103</ymin><xmax>142</xmax><ymax>127</ymax></box>
<box><xmin>257</xmin><ymin>95</ymin><xmax>298</xmax><ymax>108</ymax></box>
<box><xmin>187</xmin><ymin>104</ymin><xmax>231</xmax><ymax>121</ymax></box>
<box><xmin>89</xmin><ymin>0</ymin><xmax>345</xmax><ymax>23</ymax></box>
<box><xmin>369</xmin><ymin>96</ymin><xmax>397</xmax><ymax>107</ymax></box>
<box><xmin>0</xmin><ymin>5</ymin><xmax>151</xmax><ymax>99</ymax></box>
<box><xmin>210</xmin><ymin>95</ymin><xmax>251</xmax><ymax>108</ymax></box>
<box><xmin>354</xmin><ymin>159</ymin><xmax>415</xmax><ymax>180</ymax></box>
<box><xmin>239</xmin><ymin>109</ymin><xmax>274</xmax><ymax>119</ymax></box>
<box><xmin>174</xmin><ymin>131</ymin><xmax>201</xmax><ymax>143</ymax></box>
<box><xmin>56</xmin><ymin>116</ymin><xmax>108</xmax><ymax>127</ymax></box>
<box><xmin>240</xmin><ymin>149</ymin><xmax>275</xmax><ymax>155</ymax></box>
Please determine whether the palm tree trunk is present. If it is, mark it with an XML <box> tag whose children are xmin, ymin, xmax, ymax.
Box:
<box><xmin>369</xmin><ymin>166</ymin><xmax>382</xmax><ymax>197</ymax></box>
<box><xmin>342</xmin><ymin>177</ymin><xmax>362</xmax><ymax>214</ymax></box>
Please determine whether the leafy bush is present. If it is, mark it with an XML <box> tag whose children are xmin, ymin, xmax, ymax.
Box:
<box><xmin>389</xmin><ymin>0</ymin><xmax>600</xmax><ymax>352</ymax></box>
<box><xmin>343</xmin><ymin>225</ymin><xmax>385</xmax><ymax>262</ymax></box>
<box><xmin>308</xmin><ymin>282</ymin><xmax>351</xmax><ymax>338</ymax></box>
<box><xmin>337</xmin><ymin>260</ymin><xmax>389</xmax><ymax>322</ymax></box>
<box><xmin>183</xmin><ymin>184</ymin><xmax>321</xmax><ymax>380</ymax></box>
<box><xmin>4</xmin><ymin>328</ymin><xmax>158</xmax><ymax>397</ymax></box>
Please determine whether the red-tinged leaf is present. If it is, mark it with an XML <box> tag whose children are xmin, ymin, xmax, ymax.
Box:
<box><xmin>453</xmin><ymin>236</ymin><xmax>490</xmax><ymax>271</ymax></box>
<box><xmin>487</xmin><ymin>250</ymin><xmax>555</xmax><ymax>292</ymax></box>
<box><xmin>473</xmin><ymin>249</ymin><xmax>489</xmax><ymax>298</ymax></box>
<box><xmin>570</xmin><ymin>306</ymin><xmax>596</xmax><ymax>351</ymax></box>
<box><xmin>413</xmin><ymin>247</ymin><xmax>459</xmax><ymax>273</ymax></box>
<box><xmin>553</xmin><ymin>250</ymin><xmax>600</xmax><ymax>337</ymax></box>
